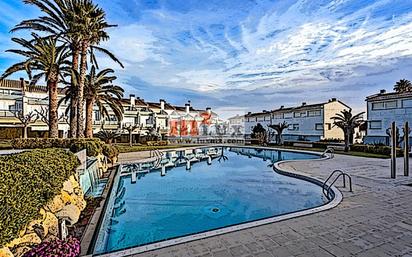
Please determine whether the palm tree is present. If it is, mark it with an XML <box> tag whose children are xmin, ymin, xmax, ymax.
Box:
<box><xmin>394</xmin><ymin>79</ymin><xmax>412</xmax><ymax>93</ymax></box>
<box><xmin>1</xmin><ymin>34</ymin><xmax>70</xmax><ymax>138</ymax></box>
<box><xmin>84</xmin><ymin>66</ymin><xmax>124</xmax><ymax>138</ymax></box>
<box><xmin>12</xmin><ymin>0</ymin><xmax>82</xmax><ymax>138</ymax></box>
<box><xmin>268</xmin><ymin>121</ymin><xmax>289</xmax><ymax>145</ymax></box>
<box><xmin>96</xmin><ymin>130</ymin><xmax>121</xmax><ymax>144</ymax></box>
<box><xmin>11</xmin><ymin>0</ymin><xmax>123</xmax><ymax>138</ymax></box>
<box><xmin>75</xmin><ymin>0</ymin><xmax>123</xmax><ymax>138</ymax></box>
<box><xmin>331</xmin><ymin>109</ymin><xmax>365</xmax><ymax>152</ymax></box>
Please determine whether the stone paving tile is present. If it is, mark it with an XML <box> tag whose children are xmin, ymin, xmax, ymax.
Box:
<box><xmin>127</xmin><ymin>155</ymin><xmax>412</xmax><ymax>257</ymax></box>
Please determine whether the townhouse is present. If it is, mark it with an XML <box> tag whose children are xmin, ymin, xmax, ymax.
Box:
<box><xmin>364</xmin><ymin>89</ymin><xmax>412</xmax><ymax>145</ymax></box>
<box><xmin>244</xmin><ymin>98</ymin><xmax>350</xmax><ymax>142</ymax></box>
<box><xmin>0</xmin><ymin>78</ymin><xmax>222</xmax><ymax>141</ymax></box>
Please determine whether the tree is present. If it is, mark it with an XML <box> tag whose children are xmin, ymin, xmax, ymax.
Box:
<box><xmin>1</xmin><ymin>34</ymin><xmax>70</xmax><ymax>138</ymax></box>
<box><xmin>84</xmin><ymin>66</ymin><xmax>124</xmax><ymax>138</ymax></box>
<box><xmin>268</xmin><ymin>121</ymin><xmax>289</xmax><ymax>145</ymax></box>
<box><xmin>75</xmin><ymin>0</ymin><xmax>123</xmax><ymax>138</ymax></box>
<box><xmin>123</xmin><ymin>124</ymin><xmax>143</xmax><ymax>146</ymax></box>
<box><xmin>13</xmin><ymin>111</ymin><xmax>38</xmax><ymax>138</ymax></box>
<box><xmin>96</xmin><ymin>130</ymin><xmax>121</xmax><ymax>144</ymax></box>
<box><xmin>394</xmin><ymin>79</ymin><xmax>412</xmax><ymax>93</ymax></box>
<box><xmin>251</xmin><ymin>123</ymin><xmax>267</xmax><ymax>145</ymax></box>
<box><xmin>332</xmin><ymin>109</ymin><xmax>365</xmax><ymax>152</ymax></box>
<box><xmin>12</xmin><ymin>0</ymin><xmax>123</xmax><ymax>138</ymax></box>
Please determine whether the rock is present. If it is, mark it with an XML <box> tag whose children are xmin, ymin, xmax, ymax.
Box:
<box><xmin>69</xmin><ymin>175</ymin><xmax>80</xmax><ymax>189</ymax></box>
<box><xmin>41</xmin><ymin>212</ymin><xmax>58</xmax><ymax>236</ymax></box>
<box><xmin>46</xmin><ymin>195</ymin><xmax>64</xmax><ymax>213</ymax></box>
<box><xmin>60</xmin><ymin>190</ymin><xmax>72</xmax><ymax>204</ymax></box>
<box><xmin>11</xmin><ymin>246</ymin><xmax>31</xmax><ymax>257</ymax></box>
<box><xmin>6</xmin><ymin>233</ymin><xmax>41</xmax><ymax>249</ymax></box>
<box><xmin>0</xmin><ymin>247</ymin><xmax>13</xmax><ymax>257</ymax></box>
<box><xmin>55</xmin><ymin>204</ymin><xmax>81</xmax><ymax>226</ymax></box>
<box><xmin>62</xmin><ymin>180</ymin><xmax>74</xmax><ymax>194</ymax></box>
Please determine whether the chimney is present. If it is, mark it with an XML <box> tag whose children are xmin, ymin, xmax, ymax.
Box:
<box><xmin>280</xmin><ymin>105</ymin><xmax>284</xmax><ymax>109</ymax></box>
<box><xmin>331</xmin><ymin>98</ymin><xmax>337</xmax><ymax>102</ymax></box>
<box><xmin>247</xmin><ymin>112</ymin><xmax>252</xmax><ymax>115</ymax></box>
<box><xmin>130</xmin><ymin>94</ymin><xmax>135</xmax><ymax>106</ymax></box>
<box><xmin>206</xmin><ymin>107</ymin><xmax>211</xmax><ymax>115</ymax></box>
<box><xmin>380</xmin><ymin>89</ymin><xmax>386</xmax><ymax>94</ymax></box>
<box><xmin>185</xmin><ymin>102</ymin><xmax>190</xmax><ymax>114</ymax></box>
<box><xmin>302</xmin><ymin>102</ymin><xmax>306</xmax><ymax>106</ymax></box>
<box><xmin>160</xmin><ymin>99</ymin><xmax>165</xmax><ymax>110</ymax></box>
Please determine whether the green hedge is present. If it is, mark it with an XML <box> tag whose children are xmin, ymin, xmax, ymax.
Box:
<box><xmin>102</xmin><ymin>144</ymin><xmax>119</xmax><ymax>163</ymax></box>
<box><xmin>146</xmin><ymin>141</ymin><xmax>168</xmax><ymax>146</ymax></box>
<box><xmin>0</xmin><ymin>149</ymin><xmax>80</xmax><ymax>247</ymax></box>
<box><xmin>351</xmin><ymin>144</ymin><xmax>403</xmax><ymax>156</ymax></box>
<box><xmin>11</xmin><ymin>138</ymin><xmax>103</xmax><ymax>157</ymax></box>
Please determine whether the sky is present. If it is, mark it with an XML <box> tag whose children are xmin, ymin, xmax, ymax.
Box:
<box><xmin>1</xmin><ymin>0</ymin><xmax>412</xmax><ymax>117</ymax></box>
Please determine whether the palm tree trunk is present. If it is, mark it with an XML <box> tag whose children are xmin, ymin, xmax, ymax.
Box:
<box><xmin>344</xmin><ymin>128</ymin><xmax>350</xmax><ymax>152</ymax></box>
<box><xmin>85</xmin><ymin>98</ymin><xmax>95</xmax><ymax>138</ymax></box>
<box><xmin>77</xmin><ymin>41</ymin><xmax>89</xmax><ymax>138</ymax></box>
<box><xmin>48</xmin><ymin>79</ymin><xmax>59</xmax><ymax>138</ymax></box>
<box><xmin>129</xmin><ymin>130</ymin><xmax>132</xmax><ymax>147</ymax></box>
<box><xmin>69</xmin><ymin>47</ymin><xmax>79</xmax><ymax>138</ymax></box>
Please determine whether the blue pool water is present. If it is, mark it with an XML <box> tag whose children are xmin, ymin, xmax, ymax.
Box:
<box><xmin>94</xmin><ymin>147</ymin><xmax>328</xmax><ymax>254</ymax></box>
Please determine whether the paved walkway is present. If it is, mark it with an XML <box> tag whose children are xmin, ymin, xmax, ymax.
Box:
<box><xmin>127</xmin><ymin>154</ymin><xmax>412</xmax><ymax>257</ymax></box>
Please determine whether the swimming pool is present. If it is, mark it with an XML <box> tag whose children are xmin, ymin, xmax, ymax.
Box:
<box><xmin>93</xmin><ymin>147</ymin><xmax>331</xmax><ymax>255</ymax></box>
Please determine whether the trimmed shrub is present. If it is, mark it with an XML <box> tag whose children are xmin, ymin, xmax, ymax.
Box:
<box><xmin>102</xmin><ymin>144</ymin><xmax>119</xmax><ymax>164</ymax></box>
<box><xmin>23</xmin><ymin>237</ymin><xmax>80</xmax><ymax>257</ymax></box>
<box><xmin>146</xmin><ymin>141</ymin><xmax>168</xmax><ymax>146</ymax></box>
<box><xmin>351</xmin><ymin>144</ymin><xmax>403</xmax><ymax>156</ymax></box>
<box><xmin>11</xmin><ymin>138</ymin><xmax>103</xmax><ymax>157</ymax></box>
<box><xmin>0</xmin><ymin>149</ymin><xmax>80</xmax><ymax>247</ymax></box>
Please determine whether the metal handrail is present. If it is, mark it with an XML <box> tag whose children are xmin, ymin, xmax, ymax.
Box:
<box><xmin>321</xmin><ymin>147</ymin><xmax>335</xmax><ymax>159</ymax></box>
<box><xmin>322</xmin><ymin>169</ymin><xmax>352</xmax><ymax>199</ymax></box>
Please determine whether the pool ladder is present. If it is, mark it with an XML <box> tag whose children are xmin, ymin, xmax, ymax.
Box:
<box><xmin>321</xmin><ymin>147</ymin><xmax>335</xmax><ymax>159</ymax></box>
<box><xmin>150</xmin><ymin>149</ymin><xmax>163</xmax><ymax>169</ymax></box>
<box><xmin>322</xmin><ymin>169</ymin><xmax>352</xmax><ymax>199</ymax></box>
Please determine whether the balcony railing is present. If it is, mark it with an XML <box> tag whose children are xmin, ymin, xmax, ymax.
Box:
<box><xmin>0</xmin><ymin>110</ymin><xmax>16</xmax><ymax>117</ymax></box>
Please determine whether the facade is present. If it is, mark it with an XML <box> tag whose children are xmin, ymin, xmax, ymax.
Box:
<box><xmin>244</xmin><ymin>98</ymin><xmax>350</xmax><ymax>142</ymax></box>
<box><xmin>0</xmin><ymin>79</ymin><xmax>69</xmax><ymax>138</ymax></box>
<box><xmin>0</xmin><ymin>79</ymin><xmax>222</xmax><ymax>141</ymax></box>
<box><xmin>364</xmin><ymin>89</ymin><xmax>412</xmax><ymax>145</ymax></box>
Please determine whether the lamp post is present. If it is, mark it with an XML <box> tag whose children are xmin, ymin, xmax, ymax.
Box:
<box><xmin>390</xmin><ymin>122</ymin><xmax>397</xmax><ymax>179</ymax></box>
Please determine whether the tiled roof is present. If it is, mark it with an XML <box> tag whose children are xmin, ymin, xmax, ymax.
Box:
<box><xmin>366</xmin><ymin>91</ymin><xmax>412</xmax><ymax>101</ymax></box>
<box><xmin>0</xmin><ymin>79</ymin><xmax>67</xmax><ymax>94</ymax></box>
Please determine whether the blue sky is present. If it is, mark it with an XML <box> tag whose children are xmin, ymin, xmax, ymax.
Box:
<box><xmin>1</xmin><ymin>0</ymin><xmax>412</xmax><ymax>116</ymax></box>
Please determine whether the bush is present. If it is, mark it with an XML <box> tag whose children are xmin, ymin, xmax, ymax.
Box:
<box><xmin>146</xmin><ymin>141</ymin><xmax>168</xmax><ymax>146</ymax></box>
<box><xmin>0</xmin><ymin>149</ymin><xmax>80</xmax><ymax>247</ymax></box>
<box><xmin>102</xmin><ymin>144</ymin><xmax>119</xmax><ymax>163</ymax></box>
<box><xmin>11</xmin><ymin>138</ymin><xmax>103</xmax><ymax>157</ymax></box>
<box><xmin>351</xmin><ymin>144</ymin><xmax>403</xmax><ymax>156</ymax></box>
<box><xmin>23</xmin><ymin>237</ymin><xmax>80</xmax><ymax>257</ymax></box>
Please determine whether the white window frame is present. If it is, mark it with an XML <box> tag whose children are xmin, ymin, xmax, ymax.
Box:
<box><xmin>315</xmin><ymin>123</ymin><xmax>323</xmax><ymax>131</ymax></box>
<box><xmin>307</xmin><ymin>110</ymin><xmax>321</xmax><ymax>117</ymax></box>
<box><xmin>369</xmin><ymin>120</ymin><xmax>382</xmax><ymax>130</ymax></box>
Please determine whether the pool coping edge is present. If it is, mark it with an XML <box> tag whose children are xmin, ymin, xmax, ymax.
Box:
<box><xmin>88</xmin><ymin>146</ymin><xmax>343</xmax><ymax>257</ymax></box>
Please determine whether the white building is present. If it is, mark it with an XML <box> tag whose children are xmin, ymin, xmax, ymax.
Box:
<box><xmin>244</xmin><ymin>98</ymin><xmax>350</xmax><ymax>142</ymax></box>
<box><xmin>0</xmin><ymin>78</ymin><xmax>69</xmax><ymax>138</ymax></box>
<box><xmin>0</xmin><ymin>79</ymin><xmax>222</xmax><ymax>141</ymax></box>
<box><xmin>364</xmin><ymin>89</ymin><xmax>412</xmax><ymax>145</ymax></box>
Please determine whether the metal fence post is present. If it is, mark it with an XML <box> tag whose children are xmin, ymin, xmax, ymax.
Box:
<box><xmin>405</xmin><ymin>121</ymin><xmax>410</xmax><ymax>177</ymax></box>
<box><xmin>391</xmin><ymin>122</ymin><xmax>396</xmax><ymax>179</ymax></box>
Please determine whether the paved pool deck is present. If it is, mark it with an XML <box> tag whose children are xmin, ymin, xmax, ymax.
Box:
<box><xmin>123</xmin><ymin>154</ymin><xmax>412</xmax><ymax>257</ymax></box>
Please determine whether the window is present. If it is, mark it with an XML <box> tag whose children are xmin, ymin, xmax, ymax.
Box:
<box><xmin>289</xmin><ymin>124</ymin><xmax>299</xmax><ymax>131</ymax></box>
<box><xmin>402</xmin><ymin>99</ymin><xmax>412</xmax><ymax>108</ymax></box>
<box><xmin>315</xmin><ymin>123</ymin><xmax>323</xmax><ymax>130</ymax></box>
<box><xmin>294</xmin><ymin>112</ymin><xmax>301</xmax><ymax>118</ymax></box>
<box><xmin>385</xmin><ymin>100</ymin><xmax>397</xmax><ymax>109</ymax></box>
<box><xmin>326</xmin><ymin>123</ymin><xmax>332</xmax><ymax>130</ymax></box>
<box><xmin>372</xmin><ymin>101</ymin><xmax>398</xmax><ymax>110</ymax></box>
<box><xmin>369</xmin><ymin>121</ymin><xmax>382</xmax><ymax>130</ymax></box>
<box><xmin>94</xmin><ymin>110</ymin><xmax>101</xmax><ymax>121</ymax></box>
<box><xmin>283</xmin><ymin>112</ymin><xmax>293</xmax><ymax>119</ymax></box>
<box><xmin>308</xmin><ymin>110</ymin><xmax>321</xmax><ymax>117</ymax></box>
<box><xmin>371</xmin><ymin>102</ymin><xmax>384</xmax><ymax>110</ymax></box>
